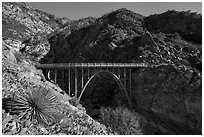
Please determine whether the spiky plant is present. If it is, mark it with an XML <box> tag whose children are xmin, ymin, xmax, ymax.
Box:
<box><xmin>8</xmin><ymin>88</ymin><xmax>61</xmax><ymax>126</ymax></box>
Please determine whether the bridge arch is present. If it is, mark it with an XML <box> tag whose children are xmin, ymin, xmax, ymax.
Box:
<box><xmin>78</xmin><ymin>70</ymin><xmax>132</xmax><ymax>108</ymax></box>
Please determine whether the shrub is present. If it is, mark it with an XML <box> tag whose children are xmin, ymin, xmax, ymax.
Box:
<box><xmin>99</xmin><ymin>106</ymin><xmax>143</xmax><ymax>135</ymax></box>
<box><xmin>5</xmin><ymin>88</ymin><xmax>62</xmax><ymax>126</ymax></box>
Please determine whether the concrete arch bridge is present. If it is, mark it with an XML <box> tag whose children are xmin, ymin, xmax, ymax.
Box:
<box><xmin>36</xmin><ymin>63</ymin><xmax>148</xmax><ymax>107</ymax></box>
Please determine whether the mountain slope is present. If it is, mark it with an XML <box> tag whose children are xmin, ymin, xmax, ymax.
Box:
<box><xmin>41</xmin><ymin>8</ymin><xmax>201</xmax><ymax>72</ymax></box>
<box><xmin>2</xmin><ymin>41</ymin><xmax>112</xmax><ymax>135</ymax></box>
<box><xmin>144</xmin><ymin>10</ymin><xmax>202</xmax><ymax>44</ymax></box>
<box><xmin>2</xmin><ymin>2</ymin><xmax>70</xmax><ymax>61</ymax></box>
<box><xmin>2</xmin><ymin>2</ymin><xmax>112</xmax><ymax>135</ymax></box>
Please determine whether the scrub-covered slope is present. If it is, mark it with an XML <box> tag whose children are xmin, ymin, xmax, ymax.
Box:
<box><xmin>2</xmin><ymin>2</ymin><xmax>111</xmax><ymax>135</ymax></box>
<box><xmin>2</xmin><ymin>2</ymin><xmax>70</xmax><ymax>61</ymax></box>
<box><xmin>2</xmin><ymin>39</ymin><xmax>111</xmax><ymax>135</ymax></box>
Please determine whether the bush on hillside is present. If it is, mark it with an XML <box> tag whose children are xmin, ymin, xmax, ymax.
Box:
<box><xmin>99</xmin><ymin>106</ymin><xmax>143</xmax><ymax>135</ymax></box>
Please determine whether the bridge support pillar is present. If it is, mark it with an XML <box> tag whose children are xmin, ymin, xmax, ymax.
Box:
<box><xmin>81</xmin><ymin>67</ymin><xmax>84</xmax><ymax>90</ymax></box>
<box><xmin>75</xmin><ymin>67</ymin><xmax>78</xmax><ymax>98</ymax></box>
<box><xmin>54</xmin><ymin>69</ymin><xmax>57</xmax><ymax>84</ymax></box>
<box><xmin>117</xmin><ymin>68</ymin><xmax>120</xmax><ymax>79</ymax></box>
<box><xmin>68</xmin><ymin>68</ymin><xmax>71</xmax><ymax>96</ymax></box>
<box><xmin>87</xmin><ymin>66</ymin><xmax>90</xmax><ymax>79</ymax></box>
<box><xmin>129</xmin><ymin>68</ymin><xmax>132</xmax><ymax>102</ymax></box>
<box><xmin>62</xmin><ymin>70</ymin><xmax>65</xmax><ymax>90</ymax></box>
<box><xmin>123</xmin><ymin>67</ymin><xmax>126</xmax><ymax>91</ymax></box>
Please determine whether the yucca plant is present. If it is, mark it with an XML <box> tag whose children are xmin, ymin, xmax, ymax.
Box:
<box><xmin>8</xmin><ymin>88</ymin><xmax>61</xmax><ymax>126</ymax></box>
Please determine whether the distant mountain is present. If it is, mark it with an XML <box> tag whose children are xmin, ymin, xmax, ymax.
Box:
<box><xmin>2</xmin><ymin>2</ymin><xmax>70</xmax><ymax>60</ymax></box>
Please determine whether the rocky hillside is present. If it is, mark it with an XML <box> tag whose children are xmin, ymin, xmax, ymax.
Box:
<box><xmin>2</xmin><ymin>41</ymin><xmax>112</xmax><ymax>135</ymax></box>
<box><xmin>144</xmin><ymin>10</ymin><xmax>202</xmax><ymax>44</ymax></box>
<box><xmin>2</xmin><ymin>2</ymin><xmax>111</xmax><ymax>135</ymax></box>
<box><xmin>41</xmin><ymin>8</ymin><xmax>145</xmax><ymax>63</ymax></box>
<box><xmin>2</xmin><ymin>2</ymin><xmax>70</xmax><ymax>61</ymax></box>
<box><xmin>2</xmin><ymin>2</ymin><xmax>202</xmax><ymax>135</ymax></box>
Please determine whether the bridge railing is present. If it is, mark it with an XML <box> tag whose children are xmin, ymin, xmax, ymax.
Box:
<box><xmin>36</xmin><ymin>63</ymin><xmax>149</xmax><ymax>69</ymax></box>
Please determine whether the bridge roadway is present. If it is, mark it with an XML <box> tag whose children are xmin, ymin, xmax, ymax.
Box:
<box><xmin>36</xmin><ymin>63</ymin><xmax>149</xmax><ymax>69</ymax></box>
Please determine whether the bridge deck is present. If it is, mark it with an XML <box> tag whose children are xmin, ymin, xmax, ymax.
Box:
<box><xmin>36</xmin><ymin>63</ymin><xmax>149</xmax><ymax>69</ymax></box>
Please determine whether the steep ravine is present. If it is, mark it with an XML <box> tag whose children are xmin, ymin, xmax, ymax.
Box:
<box><xmin>2</xmin><ymin>2</ymin><xmax>202</xmax><ymax>135</ymax></box>
<box><xmin>38</xmin><ymin>9</ymin><xmax>201</xmax><ymax>135</ymax></box>
<box><xmin>51</xmin><ymin>71</ymin><xmax>164</xmax><ymax>134</ymax></box>
<box><xmin>47</xmin><ymin>63</ymin><xmax>201</xmax><ymax>135</ymax></box>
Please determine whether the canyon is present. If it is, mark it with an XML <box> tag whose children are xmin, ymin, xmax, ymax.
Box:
<box><xmin>2</xmin><ymin>2</ymin><xmax>202</xmax><ymax>135</ymax></box>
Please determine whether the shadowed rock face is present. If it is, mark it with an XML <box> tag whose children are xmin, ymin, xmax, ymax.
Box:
<box><xmin>2</xmin><ymin>2</ymin><xmax>202</xmax><ymax>134</ymax></box>
<box><xmin>144</xmin><ymin>10</ymin><xmax>202</xmax><ymax>44</ymax></box>
<box><xmin>132</xmin><ymin>64</ymin><xmax>201</xmax><ymax>134</ymax></box>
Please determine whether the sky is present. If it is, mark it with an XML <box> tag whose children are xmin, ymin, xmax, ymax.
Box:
<box><xmin>27</xmin><ymin>2</ymin><xmax>202</xmax><ymax>20</ymax></box>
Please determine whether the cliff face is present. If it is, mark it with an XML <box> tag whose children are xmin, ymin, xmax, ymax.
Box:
<box><xmin>132</xmin><ymin>64</ymin><xmax>201</xmax><ymax>134</ymax></box>
<box><xmin>2</xmin><ymin>2</ymin><xmax>202</xmax><ymax>135</ymax></box>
